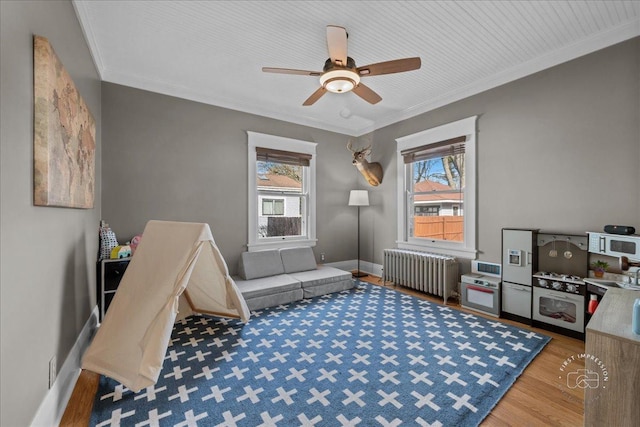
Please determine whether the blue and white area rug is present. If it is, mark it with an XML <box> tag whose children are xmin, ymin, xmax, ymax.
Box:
<box><xmin>90</xmin><ymin>282</ymin><xmax>550</xmax><ymax>426</ymax></box>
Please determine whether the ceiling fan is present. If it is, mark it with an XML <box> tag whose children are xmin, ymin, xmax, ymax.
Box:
<box><xmin>262</xmin><ymin>25</ymin><xmax>421</xmax><ymax>106</ymax></box>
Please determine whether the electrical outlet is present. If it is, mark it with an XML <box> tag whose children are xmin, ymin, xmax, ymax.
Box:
<box><xmin>320</xmin><ymin>253</ymin><xmax>325</xmax><ymax>262</ymax></box>
<box><xmin>49</xmin><ymin>355</ymin><xmax>57</xmax><ymax>389</ymax></box>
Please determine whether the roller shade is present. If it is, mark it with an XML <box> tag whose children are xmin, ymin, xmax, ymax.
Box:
<box><xmin>257</xmin><ymin>147</ymin><xmax>311</xmax><ymax>167</ymax></box>
<box><xmin>401</xmin><ymin>136</ymin><xmax>467</xmax><ymax>164</ymax></box>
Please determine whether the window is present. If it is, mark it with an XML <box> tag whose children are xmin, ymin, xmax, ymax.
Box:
<box><xmin>261</xmin><ymin>199</ymin><xmax>285</xmax><ymax>216</ymax></box>
<box><xmin>248</xmin><ymin>132</ymin><xmax>317</xmax><ymax>251</ymax></box>
<box><xmin>415</xmin><ymin>206</ymin><xmax>440</xmax><ymax>216</ymax></box>
<box><xmin>396</xmin><ymin>116</ymin><xmax>477</xmax><ymax>259</ymax></box>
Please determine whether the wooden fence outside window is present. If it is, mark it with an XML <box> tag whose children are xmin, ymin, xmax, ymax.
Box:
<box><xmin>414</xmin><ymin>216</ymin><xmax>463</xmax><ymax>241</ymax></box>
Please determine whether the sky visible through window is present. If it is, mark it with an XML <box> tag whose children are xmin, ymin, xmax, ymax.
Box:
<box><xmin>413</xmin><ymin>158</ymin><xmax>462</xmax><ymax>189</ymax></box>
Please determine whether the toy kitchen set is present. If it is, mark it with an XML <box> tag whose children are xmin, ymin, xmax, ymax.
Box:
<box><xmin>583</xmin><ymin>229</ymin><xmax>640</xmax><ymax>323</ymax></box>
<box><xmin>500</xmin><ymin>227</ymin><xmax>640</xmax><ymax>340</ymax></box>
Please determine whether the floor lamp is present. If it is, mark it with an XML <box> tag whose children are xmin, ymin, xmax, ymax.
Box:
<box><xmin>348</xmin><ymin>190</ymin><xmax>369</xmax><ymax>278</ymax></box>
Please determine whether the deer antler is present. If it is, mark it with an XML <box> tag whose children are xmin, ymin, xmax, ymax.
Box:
<box><xmin>347</xmin><ymin>139</ymin><xmax>356</xmax><ymax>153</ymax></box>
<box><xmin>347</xmin><ymin>139</ymin><xmax>372</xmax><ymax>154</ymax></box>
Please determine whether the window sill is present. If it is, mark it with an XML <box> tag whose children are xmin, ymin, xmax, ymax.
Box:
<box><xmin>248</xmin><ymin>238</ymin><xmax>317</xmax><ymax>252</ymax></box>
<box><xmin>396</xmin><ymin>241</ymin><xmax>477</xmax><ymax>259</ymax></box>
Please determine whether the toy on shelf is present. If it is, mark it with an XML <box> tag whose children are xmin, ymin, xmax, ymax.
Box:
<box><xmin>110</xmin><ymin>245</ymin><xmax>132</xmax><ymax>259</ymax></box>
<box><xmin>99</xmin><ymin>221</ymin><xmax>118</xmax><ymax>261</ymax></box>
<box><xmin>130</xmin><ymin>234</ymin><xmax>142</xmax><ymax>254</ymax></box>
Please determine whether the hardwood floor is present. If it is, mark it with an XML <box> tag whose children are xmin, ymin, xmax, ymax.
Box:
<box><xmin>60</xmin><ymin>369</ymin><xmax>100</xmax><ymax>427</ymax></box>
<box><xmin>61</xmin><ymin>276</ymin><xmax>585</xmax><ymax>426</ymax></box>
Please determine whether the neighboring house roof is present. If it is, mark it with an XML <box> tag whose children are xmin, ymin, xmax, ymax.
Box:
<box><xmin>257</xmin><ymin>173</ymin><xmax>301</xmax><ymax>190</ymax></box>
<box><xmin>414</xmin><ymin>179</ymin><xmax>463</xmax><ymax>203</ymax></box>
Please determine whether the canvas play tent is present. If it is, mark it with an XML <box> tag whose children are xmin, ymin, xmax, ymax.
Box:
<box><xmin>82</xmin><ymin>220</ymin><xmax>250</xmax><ymax>392</ymax></box>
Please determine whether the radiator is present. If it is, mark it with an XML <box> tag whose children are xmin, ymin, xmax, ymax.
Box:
<box><xmin>383</xmin><ymin>249</ymin><xmax>459</xmax><ymax>304</ymax></box>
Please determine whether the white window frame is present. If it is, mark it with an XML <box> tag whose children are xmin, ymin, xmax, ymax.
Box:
<box><xmin>395</xmin><ymin>116</ymin><xmax>477</xmax><ymax>259</ymax></box>
<box><xmin>247</xmin><ymin>131</ymin><xmax>317</xmax><ymax>251</ymax></box>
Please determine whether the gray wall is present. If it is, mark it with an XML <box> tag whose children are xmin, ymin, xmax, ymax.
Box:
<box><xmin>101</xmin><ymin>83</ymin><xmax>359</xmax><ymax>273</ymax></box>
<box><xmin>363</xmin><ymin>38</ymin><xmax>640</xmax><ymax>268</ymax></box>
<box><xmin>0</xmin><ymin>1</ymin><xmax>102</xmax><ymax>426</ymax></box>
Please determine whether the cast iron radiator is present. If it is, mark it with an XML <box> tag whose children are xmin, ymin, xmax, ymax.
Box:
<box><xmin>383</xmin><ymin>249</ymin><xmax>458</xmax><ymax>304</ymax></box>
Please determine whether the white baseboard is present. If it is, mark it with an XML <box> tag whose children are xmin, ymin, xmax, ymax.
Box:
<box><xmin>31</xmin><ymin>306</ymin><xmax>99</xmax><ymax>427</ymax></box>
<box><xmin>325</xmin><ymin>259</ymin><xmax>383</xmax><ymax>278</ymax></box>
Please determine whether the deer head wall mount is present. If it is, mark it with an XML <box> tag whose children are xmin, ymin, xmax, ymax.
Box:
<box><xmin>347</xmin><ymin>140</ymin><xmax>383</xmax><ymax>187</ymax></box>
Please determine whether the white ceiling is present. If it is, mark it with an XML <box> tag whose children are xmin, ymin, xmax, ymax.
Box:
<box><xmin>73</xmin><ymin>1</ymin><xmax>639</xmax><ymax>136</ymax></box>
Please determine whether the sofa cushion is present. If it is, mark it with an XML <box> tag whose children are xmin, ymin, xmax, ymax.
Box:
<box><xmin>242</xmin><ymin>289</ymin><xmax>304</xmax><ymax>312</ymax></box>
<box><xmin>238</xmin><ymin>250</ymin><xmax>284</xmax><ymax>280</ymax></box>
<box><xmin>233</xmin><ymin>274</ymin><xmax>301</xmax><ymax>299</ymax></box>
<box><xmin>301</xmin><ymin>279</ymin><xmax>354</xmax><ymax>299</ymax></box>
<box><xmin>289</xmin><ymin>265</ymin><xmax>352</xmax><ymax>288</ymax></box>
<box><xmin>280</xmin><ymin>247</ymin><xmax>317</xmax><ymax>273</ymax></box>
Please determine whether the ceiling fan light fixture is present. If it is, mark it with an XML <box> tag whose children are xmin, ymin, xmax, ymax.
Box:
<box><xmin>319</xmin><ymin>69</ymin><xmax>360</xmax><ymax>93</ymax></box>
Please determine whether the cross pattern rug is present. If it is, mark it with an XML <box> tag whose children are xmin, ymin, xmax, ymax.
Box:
<box><xmin>90</xmin><ymin>282</ymin><xmax>550</xmax><ymax>426</ymax></box>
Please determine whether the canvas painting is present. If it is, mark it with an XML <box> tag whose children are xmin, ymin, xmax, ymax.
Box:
<box><xmin>33</xmin><ymin>35</ymin><xmax>95</xmax><ymax>208</ymax></box>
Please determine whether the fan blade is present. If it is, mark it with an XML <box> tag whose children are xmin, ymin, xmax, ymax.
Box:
<box><xmin>357</xmin><ymin>57</ymin><xmax>421</xmax><ymax>77</ymax></box>
<box><xmin>326</xmin><ymin>25</ymin><xmax>348</xmax><ymax>66</ymax></box>
<box><xmin>262</xmin><ymin>67</ymin><xmax>322</xmax><ymax>76</ymax></box>
<box><xmin>303</xmin><ymin>87</ymin><xmax>327</xmax><ymax>106</ymax></box>
<box><xmin>352</xmin><ymin>83</ymin><xmax>382</xmax><ymax>104</ymax></box>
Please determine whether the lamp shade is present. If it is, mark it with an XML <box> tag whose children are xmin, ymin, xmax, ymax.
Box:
<box><xmin>348</xmin><ymin>190</ymin><xmax>369</xmax><ymax>206</ymax></box>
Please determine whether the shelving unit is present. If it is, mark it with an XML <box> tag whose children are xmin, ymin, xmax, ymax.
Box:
<box><xmin>97</xmin><ymin>258</ymin><xmax>130</xmax><ymax>321</ymax></box>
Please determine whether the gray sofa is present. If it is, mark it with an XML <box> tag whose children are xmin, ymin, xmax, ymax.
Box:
<box><xmin>233</xmin><ymin>247</ymin><xmax>354</xmax><ymax>311</ymax></box>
